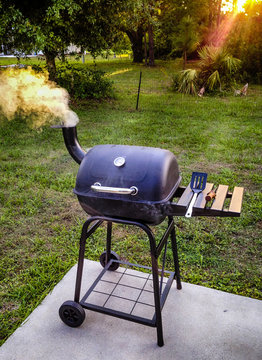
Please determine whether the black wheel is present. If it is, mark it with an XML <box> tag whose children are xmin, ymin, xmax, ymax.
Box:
<box><xmin>59</xmin><ymin>300</ymin><xmax>85</xmax><ymax>327</ymax></box>
<box><xmin>99</xmin><ymin>251</ymin><xmax>120</xmax><ymax>271</ymax></box>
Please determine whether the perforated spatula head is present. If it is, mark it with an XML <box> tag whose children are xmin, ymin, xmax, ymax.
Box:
<box><xmin>190</xmin><ymin>172</ymin><xmax>207</xmax><ymax>193</ymax></box>
<box><xmin>185</xmin><ymin>172</ymin><xmax>208</xmax><ymax>218</ymax></box>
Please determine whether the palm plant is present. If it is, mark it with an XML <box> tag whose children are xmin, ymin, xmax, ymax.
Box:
<box><xmin>173</xmin><ymin>46</ymin><xmax>241</xmax><ymax>95</ymax></box>
<box><xmin>197</xmin><ymin>46</ymin><xmax>241</xmax><ymax>91</ymax></box>
<box><xmin>171</xmin><ymin>16</ymin><xmax>199</xmax><ymax>70</ymax></box>
<box><xmin>177</xmin><ymin>69</ymin><xmax>198</xmax><ymax>95</ymax></box>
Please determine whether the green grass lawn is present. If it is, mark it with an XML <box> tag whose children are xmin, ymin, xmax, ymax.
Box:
<box><xmin>0</xmin><ymin>57</ymin><xmax>261</xmax><ymax>345</ymax></box>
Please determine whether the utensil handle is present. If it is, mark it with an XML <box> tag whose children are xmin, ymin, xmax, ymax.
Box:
<box><xmin>91</xmin><ymin>182</ymin><xmax>138</xmax><ymax>196</ymax></box>
<box><xmin>185</xmin><ymin>193</ymin><xmax>197</xmax><ymax>218</ymax></box>
<box><xmin>205</xmin><ymin>189</ymin><xmax>216</xmax><ymax>202</ymax></box>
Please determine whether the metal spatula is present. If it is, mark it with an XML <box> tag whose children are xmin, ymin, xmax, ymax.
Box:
<box><xmin>185</xmin><ymin>172</ymin><xmax>207</xmax><ymax>218</ymax></box>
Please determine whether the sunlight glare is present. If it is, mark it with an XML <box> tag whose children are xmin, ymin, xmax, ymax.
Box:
<box><xmin>236</xmin><ymin>0</ymin><xmax>246</xmax><ymax>12</ymax></box>
<box><xmin>222</xmin><ymin>0</ymin><xmax>246</xmax><ymax>13</ymax></box>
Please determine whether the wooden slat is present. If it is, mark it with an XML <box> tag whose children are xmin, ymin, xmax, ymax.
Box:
<box><xmin>169</xmin><ymin>183</ymin><xmax>243</xmax><ymax>218</ymax></box>
<box><xmin>194</xmin><ymin>183</ymin><xmax>214</xmax><ymax>209</ymax></box>
<box><xmin>229</xmin><ymin>187</ymin><xmax>244</xmax><ymax>213</ymax></box>
<box><xmin>211</xmin><ymin>184</ymin><xmax>228</xmax><ymax>211</ymax></box>
<box><xmin>177</xmin><ymin>183</ymin><xmax>193</xmax><ymax>207</ymax></box>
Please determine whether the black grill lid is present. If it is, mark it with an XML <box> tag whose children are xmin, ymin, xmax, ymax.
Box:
<box><xmin>74</xmin><ymin>144</ymin><xmax>181</xmax><ymax>203</ymax></box>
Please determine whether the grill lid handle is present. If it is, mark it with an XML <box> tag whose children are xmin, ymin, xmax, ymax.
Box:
<box><xmin>91</xmin><ymin>183</ymin><xmax>138</xmax><ymax>196</ymax></box>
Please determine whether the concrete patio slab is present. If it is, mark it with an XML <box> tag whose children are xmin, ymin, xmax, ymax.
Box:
<box><xmin>1</xmin><ymin>259</ymin><xmax>261</xmax><ymax>360</ymax></box>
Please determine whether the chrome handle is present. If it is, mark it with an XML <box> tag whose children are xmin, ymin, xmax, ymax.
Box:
<box><xmin>185</xmin><ymin>192</ymin><xmax>197</xmax><ymax>218</ymax></box>
<box><xmin>91</xmin><ymin>182</ymin><xmax>138</xmax><ymax>196</ymax></box>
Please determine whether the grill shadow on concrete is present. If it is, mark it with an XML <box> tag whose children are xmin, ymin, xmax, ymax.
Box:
<box><xmin>1</xmin><ymin>260</ymin><xmax>261</xmax><ymax>360</ymax></box>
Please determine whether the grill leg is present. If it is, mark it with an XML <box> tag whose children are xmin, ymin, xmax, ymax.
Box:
<box><xmin>169</xmin><ymin>217</ymin><xmax>182</xmax><ymax>290</ymax></box>
<box><xmin>151</xmin><ymin>254</ymin><xmax>164</xmax><ymax>347</ymax></box>
<box><xmin>74</xmin><ymin>219</ymin><xmax>103</xmax><ymax>302</ymax></box>
<box><xmin>105</xmin><ymin>221</ymin><xmax>112</xmax><ymax>265</ymax></box>
<box><xmin>146</xmin><ymin>228</ymin><xmax>164</xmax><ymax>347</ymax></box>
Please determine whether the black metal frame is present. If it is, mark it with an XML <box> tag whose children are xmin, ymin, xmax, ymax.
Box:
<box><xmin>73</xmin><ymin>215</ymin><xmax>181</xmax><ymax>347</ymax></box>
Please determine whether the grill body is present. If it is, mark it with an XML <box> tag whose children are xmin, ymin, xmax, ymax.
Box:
<box><xmin>74</xmin><ymin>144</ymin><xmax>181</xmax><ymax>224</ymax></box>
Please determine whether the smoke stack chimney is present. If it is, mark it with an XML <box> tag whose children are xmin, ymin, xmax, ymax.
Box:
<box><xmin>53</xmin><ymin>125</ymin><xmax>86</xmax><ymax>164</ymax></box>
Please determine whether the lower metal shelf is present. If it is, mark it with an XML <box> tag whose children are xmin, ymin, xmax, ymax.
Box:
<box><xmin>80</xmin><ymin>259</ymin><xmax>175</xmax><ymax>327</ymax></box>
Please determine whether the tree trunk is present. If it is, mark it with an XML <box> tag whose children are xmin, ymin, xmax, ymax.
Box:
<box><xmin>144</xmin><ymin>32</ymin><xmax>148</xmax><ymax>66</ymax></box>
<box><xmin>183</xmin><ymin>50</ymin><xmax>187</xmax><ymax>70</ymax></box>
<box><xmin>44</xmin><ymin>48</ymin><xmax>57</xmax><ymax>82</ymax></box>
<box><xmin>3</xmin><ymin>44</ymin><xmax>8</xmax><ymax>55</ymax></box>
<box><xmin>148</xmin><ymin>23</ymin><xmax>155</xmax><ymax>66</ymax></box>
<box><xmin>60</xmin><ymin>51</ymin><xmax>66</xmax><ymax>63</ymax></box>
<box><xmin>81</xmin><ymin>46</ymin><xmax>85</xmax><ymax>64</ymax></box>
<box><xmin>126</xmin><ymin>28</ymin><xmax>144</xmax><ymax>63</ymax></box>
<box><xmin>208</xmin><ymin>0</ymin><xmax>213</xmax><ymax>29</ymax></box>
<box><xmin>217</xmin><ymin>0</ymin><xmax>222</xmax><ymax>27</ymax></box>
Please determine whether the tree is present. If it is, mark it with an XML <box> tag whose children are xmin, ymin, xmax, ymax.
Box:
<box><xmin>0</xmin><ymin>2</ymin><xmax>38</xmax><ymax>56</ymax></box>
<box><xmin>125</xmin><ymin>27</ymin><xmax>145</xmax><ymax>63</ymax></box>
<box><xmin>148</xmin><ymin>22</ymin><xmax>155</xmax><ymax>65</ymax></box>
<box><xmin>118</xmin><ymin>0</ymin><xmax>210</xmax><ymax>64</ymax></box>
<box><xmin>208</xmin><ymin>0</ymin><xmax>224</xmax><ymax>28</ymax></box>
<box><xmin>0</xmin><ymin>0</ymin><xmax>124</xmax><ymax>80</ymax></box>
<box><xmin>225</xmin><ymin>1</ymin><xmax>262</xmax><ymax>82</ymax></box>
<box><xmin>145</xmin><ymin>0</ymin><xmax>161</xmax><ymax>66</ymax></box>
<box><xmin>118</xmin><ymin>0</ymin><xmax>162</xmax><ymax>65</ymax></box>
<box><xmin>119</xmin><ymin>1</ymin><xmax>147</xmax><ymax>63</ymax></box>
<box><xmin>171</xmin><ymin>15</ymin><xmax>199</xmax><ymax>69</ymax></box>
<box><xmin>155</xmin><ymin>0</ymin><xmax>208</xmax><ymax>58</ymax></box>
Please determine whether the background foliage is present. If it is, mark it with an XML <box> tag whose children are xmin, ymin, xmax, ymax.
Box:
<box><xmin>1</xmin><ymin>1</ymin><xmax>262</xmax><ymax>82</ymax></box>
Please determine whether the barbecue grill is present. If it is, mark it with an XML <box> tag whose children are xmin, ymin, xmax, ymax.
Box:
<box><xmin>57</xmin><ymin>124</ymin><xmax>244</xmax><ymax>347</ymax></box>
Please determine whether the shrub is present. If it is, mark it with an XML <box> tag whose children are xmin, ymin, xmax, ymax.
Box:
<box><xmin>197</xmin><ymin>46</ymin><xmax>241</xmax><ymax>91</ymax></box>
<box><xmin>55</xmin><ymin>63</ymin><xmax>114</xmax><ymax>100</ymax></box>
<box><xmin>31</xmin><ymin>63</ymin><xmax>114</xmax><ymax>100</ymax></box>
<box><xmin>171</xmin><ymin>72</ymin><xmax>180</xmax><ymax>91</ymax></box>
<box><xmin>178</xmin><ymin>69</ymin><xmax>198</xmax><ymax>95</ymax></box>
<box><xmin>172</xmin><ymin>46</ymin><xmax>242</xmax><ymax>95</ymax></box>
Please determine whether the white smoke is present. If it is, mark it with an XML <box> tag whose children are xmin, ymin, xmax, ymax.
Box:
<box><xmin>0</xmin><ymin>67</ymin><xmax>79</xmax><ymax>128</ymax></box>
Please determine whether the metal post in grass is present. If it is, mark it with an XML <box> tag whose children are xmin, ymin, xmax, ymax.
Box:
<box><xmin>136</xmin><ymin>71</ymin><xmax>142</xmax><ymax>111</ymax></box>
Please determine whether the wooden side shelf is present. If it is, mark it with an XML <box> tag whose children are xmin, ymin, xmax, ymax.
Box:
<box><xmin>165</xmin><ymin>183</ymin><xmax>244</xmax><ymax>217</ymax></box>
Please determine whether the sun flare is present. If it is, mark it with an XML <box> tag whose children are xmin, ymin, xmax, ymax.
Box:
<box><xmin>222</xmin><ymin>0</ymin><xmax>249</xmax><ymax>13</ymax></box>
<box><xmin>236</xmin><ymin>0</ymin><xmax>247</xmax><ymax>12</ymax></box>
